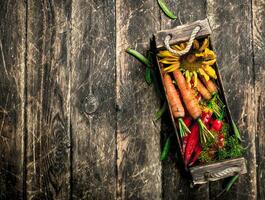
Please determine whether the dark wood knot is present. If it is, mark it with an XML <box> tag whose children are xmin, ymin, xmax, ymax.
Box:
<box><xmin>84</xmin><ymin>94</ymin><xmax>99</xmax><ymax>114</ymax></box>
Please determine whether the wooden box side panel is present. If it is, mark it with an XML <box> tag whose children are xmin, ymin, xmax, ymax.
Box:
<box><xmin>190</xmin><ymin>157</ymin><xmax>247</xmax><ymax>185</ymax></box>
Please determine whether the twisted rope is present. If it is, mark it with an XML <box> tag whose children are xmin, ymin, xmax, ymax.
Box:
<box><xmin>206</xmin><ymin>167</ymin><xmax>240</xmax><ymax>179</ymax></box>
<box><xmin>164</xmin><ymin>26</ymin><xmax>201</xmax><ymax>56</ymax></box>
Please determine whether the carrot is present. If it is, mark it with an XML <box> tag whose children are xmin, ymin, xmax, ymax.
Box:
<box><xmin>163</xmin><ymin>74</ymin><xmax>185</xmax><ymax>118</ymax></box>
<box><xmin>189</xmin><ymin>145</ymin><xmax>202</xmax><ymax>166</ymax></box>
<box><xmin>173</xmin><ymin>69</ymin><xmax>201</xmax><ymax>119</ymax></box>
<box><xmin>201</xmin><ymin>78</ymin><xmax>218</xmax><ymax>94</ymax></box>
<box><xmin>184</xmin><ymin>122</ymin><xmax>200</xmax><ymax>167</ymax></box>
<box><xmin>196</xmin><ymin>78</ymin><xmax>212</xmax><ymax>100</ymax></box>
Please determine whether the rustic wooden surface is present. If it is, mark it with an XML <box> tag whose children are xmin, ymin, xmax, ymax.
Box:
<box><xmin>0</xmin><ymin>0</ymin><xmax>264</xmax><ymax>200</ymax></box>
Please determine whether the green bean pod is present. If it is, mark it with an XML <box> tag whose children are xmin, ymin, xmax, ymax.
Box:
<box><xmin>157</xmin><ymin>0</ymin><xmax>177</xmax><ymax>20</ymax></box>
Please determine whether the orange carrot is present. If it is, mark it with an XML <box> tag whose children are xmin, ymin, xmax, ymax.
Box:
<box><xmin>173</xmin><ymin>69</ymin><xmax>201</xmax><ymax>119</ymax></box>
<box><xmin>196</xmin><ymin>78</ymin><xmax>212</xmax><ymax>100</ymax></box>
<box><xmin>202</xmin><ymin>78</ymin><xmax>218</xmax><ymax>94</ymax></box>
<box><xmin>163</xmin><ymin>74</ymin><xmax>185</xmax><ymax>118</ymax></box>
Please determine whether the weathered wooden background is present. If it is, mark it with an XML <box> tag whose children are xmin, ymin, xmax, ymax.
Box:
<box><xmin>0</xmin><ymin>0</ymin><xmax>264</xmax><ymax>199</ymax></box>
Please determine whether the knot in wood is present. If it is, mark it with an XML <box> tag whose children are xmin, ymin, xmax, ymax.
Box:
<box><xmin>84</xmin><ymin>94</ymin><xmax>99</xmax><ymax>114</ymax></box>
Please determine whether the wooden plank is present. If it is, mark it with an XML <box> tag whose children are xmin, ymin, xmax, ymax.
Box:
<box><xmin>26</xmin><ymin>0</ymin><xmax>71</xmax><ymax>199</ymax></box>
<box><xmin>252</xmin><ymin>0</ymin><xmax>265</xmax><ymax>199</ymax></box>
<box><xmin>116</xmin><ymin>0</ymin><xmax>161</xmax><ymax>199</ymax></box>
<box><xmin>0</xmin><ymin>0</ymin><xmax>26</xmax><ymax>199</ymax></box>
<box><xmin>159</xmin><ymin>1</ymin><xmax>210</xmax><ymax>199</ymax></box>
<box><xmin>207</xmin><ymin>0</ymin><xmax>256</xmax><ymax>199</ymax></box>
<box><xmin>70</xmin><ymin>0</ymin><xmax>116</xmax><ymax>199</ymax></box>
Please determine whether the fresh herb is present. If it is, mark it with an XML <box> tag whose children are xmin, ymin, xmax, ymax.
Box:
<box><xmin>221</xmin><ymin>122</ymin><xmax>230</xmax><ymax>137</ymax></box>
<box><xmin>226</xmin><ymin>136</ymin><xmax>244</xmax><ymax>158</ymax></box>
<box><xmin>160</xmin><ymin>137</ymin><xmax>171</xmax><ymax>161</ymax></box>
<box><xmin>216</xmin><ymin>135</ymin><xmax>244</xmax><ymax>160</ymax></box>
<box><xmin>157</xmin><ymin>0</ymin><xmax>177</xmax><ymax>20</ymax></box>
<box><xmin>199</xmin><ymin>147</ymin><xmax>211</xmax><ymax>163</ymax></box>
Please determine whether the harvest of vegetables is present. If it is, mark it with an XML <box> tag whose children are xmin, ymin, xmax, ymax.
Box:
<box><xmin>158</xmin><ymin>37</ymin><xmax>244</xmax><ymax>168</ymax></box>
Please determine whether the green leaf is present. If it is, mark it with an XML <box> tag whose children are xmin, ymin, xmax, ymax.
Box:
<box><xmin>155</xmin><ymin>101</ymin><xmax>167</xmax><ymax>120</ymax></box>
<box><xmin>160</xmin><ymin>137</ymin><xmax>171</xmax><ymax>161</ymax></box>
<box><xmin>145</xmin><ymin>67</ymin><xmax>152</xmax><ymax>85</ymax></box>
<box><xmin>157</xmin><ymin>0</ymin><xmax>177</xmax><ymax>20</ymax></box>
<box><xmin>126</xmin><ymin>48</ymin><xmax>151</xmax><ymax>68</ymax></box>
<box><xmin>226</xmin><ymin>175</ymin><xmax>239</xmax><ymax>192</ymax></box>
<box><xmin>232</xmin><ymin>120</ymin><xmax>242</xmax><ymax>141</ymax></box>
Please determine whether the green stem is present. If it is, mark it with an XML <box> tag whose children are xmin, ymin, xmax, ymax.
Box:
<box><xmin>178</xmin><ymin>118</ymin><xmax>190</xmax><ymax>138</ymax></box>
<box><xmin>226</xmin><ymin>175</ymin><xmax>239</xmax><ymax>192</ymax></box>
<box><xmin>198</xmin><ymin>118</ymin><xmax>214</xmax><ymax>144</ymax></box>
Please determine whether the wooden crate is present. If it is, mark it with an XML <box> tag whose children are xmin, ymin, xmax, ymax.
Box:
<box><xmin>153</xmin><ymin>19</ymin><xmax>247</xmax><ymax>185</ymax></box>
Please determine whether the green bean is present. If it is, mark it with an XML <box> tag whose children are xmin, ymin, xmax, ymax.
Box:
<box><xmin>160</xmin><ymin>137</ymin><xmax>171</xmax><ymax>161</ymax></box>
<box><xmin>232</xmin><ymin>120</ymin><xmax>242</xmax><ymax>141</ymax></box>
<box><xmin>145</xmin><ymin>67</ymin><xmax>152</xmax><ymax>85</ymax></box>
<box><xmin>157</xmin><ymin>0</ymin><xmax>177</xmax><ymax>20</ymax></box>
<box><xmin>126</xmin><ymin>48</ymin><xmax>151</xmax><ymax>68</ymax></box>
<box><xmin>155</xmin><ymin>101</ymin><xmax>167</xmax><ymax>120</ymax></box>
<box><xmin>226</xmin><ymin>175</ymin><xmax>239</xmax><ymax>192</ymax></box>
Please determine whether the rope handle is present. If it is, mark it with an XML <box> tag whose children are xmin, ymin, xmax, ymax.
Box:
<box><xmin>204</xmin><ymin>167</ymin><xmax>240</xmax><ymax>180</ymax></box>
<box><xmin>164</xmin><ymin>26</ymin><xmax>201</xmax><ymax>56</ymax></box>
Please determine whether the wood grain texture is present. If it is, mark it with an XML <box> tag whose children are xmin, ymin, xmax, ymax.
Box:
<box><xmin>252</xmin><ymin>0</ymin><xmax>265</xmax><ymax>199</ymax></box>
<box><xmin>116</xmin><ymin>0</ymin><xmax>161</xmax><ymax>199</ymax></box>
<box><xmin>0</xmin><ymin>0</ymin><xmax>26</xmax><ymax>199</ymax></box>
<box><xmin>207</xmin><ymin>0</ymin><xmax>256</xmax><ymax>199</ymax></box>
<box><xmin>26</xmin><ymin>0</ymin><xmax>71</xmax><ymax>199</ymax></box>
<box><xmin>71</xmin><ymin>0</ymin><xmax>116</xmax><ymax>199</ymax></box>
<box><xmin>159</xmin><ymin>1</ymin><xmax>209</xmax><ymax>199</ymax></box>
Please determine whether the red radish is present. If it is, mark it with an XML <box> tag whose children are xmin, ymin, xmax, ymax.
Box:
<box><xmin>201</xmin><ymin>111</ymin><xmax>212</xmax><ymax>125</ymax></box>
<box><xmin>183</xmin><ymin>116</ymin><xmax>192</xmax><ymax>127</ymax></box>
<box><xmin>189</xmin><ymin>145</ymin><xmax>202</xmax><ymax>166</ymax></box>
<box><xmin>184</xmin><ymin>123</ymin><xmax>199</xmax><ymax>167</ymax></box>
<box><xmin>211</xmin><ymin>119</ymin><xmax>223</xmax><ymax>132</ymax></box>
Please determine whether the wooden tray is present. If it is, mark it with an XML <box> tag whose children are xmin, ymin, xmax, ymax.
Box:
<box><xmin>153</xmin><ymin>19</ymin><xmax>247</xmax><ymax>185</ymax></box>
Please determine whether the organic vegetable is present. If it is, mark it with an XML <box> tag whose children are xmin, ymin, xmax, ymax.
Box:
<box><xmin>163</xmin><ymin>74</ymin><xmax>185</xmax><ymax>118</ymax></box>
<box><xmin>226</xmin><ymin>175</ymin><xmax>239</xmax><ymax>192</ymax></box>
<box><xmin>173</xmin><ymin>69</ymin><xmax>201</xmax><ymax>119</ymax></box>
<box><xmin>163</xmin><ymin>74</ymin><xmax>190</xmax><ymax>137</ymax></box>
<box><xmin>155</xmin><ymin>101</ymin><xmax>167</xmax><ymax>120</ymax></box>
<box><xmin>182</xmin><ymin>117</ymin><xmax>192</xmax><ymax>155</ymax></box>
<box><xmin>196</xmin><ymin>78</ymin><xmax>212</xmax><ymax>100</ymax></box>
<box><xmin>160</xmin><ymin>137</ymin><xmax>171</xmax><ymax>161</ymax></box>
<box><xmin>184</xmin><ymin>123</ymin><xmax>200</xmax><ymax>167</ymax></box>
<box><xmin>126</xmin><ymin>48</ymin><xmax>151</xmax><ymax>67</ymax></box>
<box><xmin>232</xmin><ymin>120</ymin><xmax>242</xmax><ymax>141</ymax></box>
<box><xmin>189</xmin><ymin>145</ymin><xmax>202</xmax><ymax>166</ymax></box>
<box><xmin>202</xmin><ymin>78</ymin><xmax>218</xmax><ymax>94</ymax></box>
<box><xmin>157</xmin><ymin>0</ymin><xmax>177</xmax><ymax>20</ymax></box>
<box><xmin>211</xmin><ymin>119</ymin><xmax>223</xmax><ymax>132</ymax></box>
<box><xmin>173</xmin><ymin>69</ymin><xmax>214</xmax><ymax>143</ymax></box>
<box><xmin>145</xmin><ymin>67</ymin><xmax>152</xmax><ymax>84</ymax></box>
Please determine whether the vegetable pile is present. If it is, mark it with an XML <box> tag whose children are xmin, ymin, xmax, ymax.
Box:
<box><xmin>158</xmin><ymin>38</ymin><xmax>243</xmax><ymax>167</ymax></box>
